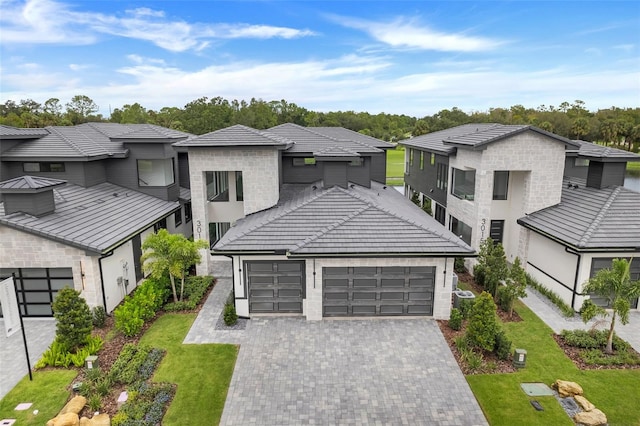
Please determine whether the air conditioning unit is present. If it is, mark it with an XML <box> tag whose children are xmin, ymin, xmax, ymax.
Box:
<box><xmin>453</xmin><ymin>290</ymin><xmax>475</xmax><ymax>308</ymax></box>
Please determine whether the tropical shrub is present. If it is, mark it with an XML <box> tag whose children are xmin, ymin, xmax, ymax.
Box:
<box><xmin>114</xmin><ymin>299</ymin><xmax>145</xmax><ymax>337</ymax></box>
<box><xmin>465</xmin><ymin>292</ymin><xmax>500</xmax><ymax>352</ymax></box>
<box><xmin>458</xmin><ymin>298</ymin><xmax>476</xmax><ymax>319</ymax></box>
<box><xmin>35</xmin><ymin>335</ymin><xmax>103</xmax><ymax>369</ymax></box>
<box><xmin>52</xmin><ymin>287</ymin><xmax>93</xmax><ymax>351</ymax></box>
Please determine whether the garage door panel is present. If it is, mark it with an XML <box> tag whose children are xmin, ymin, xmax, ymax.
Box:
<box><xmin>246</xmin><ymin>261</ymin><xmax>304</xmax><ymax>314</ymax></box>
<box><xmin>323</xmin><ymin>266</ymin><xmax>435</xmax><ymax>317</ymax></box>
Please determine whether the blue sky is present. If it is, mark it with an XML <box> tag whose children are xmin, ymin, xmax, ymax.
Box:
<box><xmin>1</xmin><ymin>0</ymin><xmax>638</xmax><ymax>118</ymax></box>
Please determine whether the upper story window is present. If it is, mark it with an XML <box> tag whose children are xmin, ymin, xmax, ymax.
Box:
<box><xmin>138</xmin><ymin>159</ymin><xmax>174</xmax><ymax>187</ymax></box>
<box><xmin>575</xmin><ymin>158</ymin><xmax>590</xmax><ymax>167</ymax></box>
<box><xmin>450</xmin><ymin>216</ymin><xmax>472</xmax><ymax>245</ymax></box>
<box><xmin>174</xmin><ymin>208</ymin><xmax>182</xmax><ymax>227</ymax></box>
<box><xmin>293</xmin><ymin>157</ymin><xmax>316</xmax><ymax>166</ymax></box>
<box><xmin>154</xmin><ymin>217</ymin><xmax>167</xmax><ymax>232</ymax></box>
<box><xmin>493</xmin><ymin>171</ymin><xmax>509</xmax><ymax>200</ymax></box>
<box><xmin>235</xmin><ymin>171</ymin><xmax>244</xmax><ymax>201</ymax></box>
<box><xmin>419</xmin><ymin>152</ymin><xmax>424</xmax><ymax>170</ymax></box>
<box><xmin>23</xmin><ymin>162</ymin><xmax>65</xmax><ymax>173</ymax></box>
<box><xmin>209</xmin><ymin>222</ymin><xmax>231</xmax><ymax>249</ymax></box>
<box><xmin>206</xmin><ymin>171</ymin><xmax>229</xmax><ymax>202</ymax></box>
<box><xmin>452</xmin><ymin>168</ymin><xmax>475</xmax><ymax>201</ymax></box>
<box><xmin>184</xmin><ymin>202</ymin><xmax>192</xmax><ymax>223</ymax></box>
<box><xmin>349</xmin><ymin>158</ymin><xmax>364</xmax><ymax>167</ymax></box>
<box><xmin>430</xmin><ymin>153</ymin><xmax>436</xmax><ymax>166</ymax></box>
<box><xmin>436</xmin><ymin>163</ymin><xmax>448</xmax><ymax>191</ymax></box>
<box><xmin>409</xmin><ymin>149</ymin><xmax>414</xmax><ymax>166</ymax></box>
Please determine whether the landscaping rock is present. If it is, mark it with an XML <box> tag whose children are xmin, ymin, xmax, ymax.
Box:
<box><xmin>574</xmin><ymin>408</ymin><xmax>607</xmax><ymax>426</ymax></box>
<box><xmin>60</xmin><ymin>396</ymin><xmax>87</xmax><ymax>415</ymax></box>
<box><xmin>574</xmin><ymin>395</ymin><xmax>595</xmax><ymax>412</ymax></box>
<box><xmin>79</xmin><ymin>414</ymin><xmax>110</xmax><ymax>426</ymax></box>
<box><xmin>47</xmin><ymin>412</ymin><xmax>80</xmax><ymax>426</ymax></box>
<box><xmin>552</xmin><ymin>379</ymin><xmax>583</xmax><ymax>397</ymax></box>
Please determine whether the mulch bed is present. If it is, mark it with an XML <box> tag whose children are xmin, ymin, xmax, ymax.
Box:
<box><xmin>552</xmin><ymin>333</ymin><xmax>640</xmax><ymax>371</ymax></box>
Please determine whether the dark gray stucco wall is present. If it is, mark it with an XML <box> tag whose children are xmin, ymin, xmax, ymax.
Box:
<box><xmin>404</xmin><ymin>149</ymin><xmax>449</xmax><ymax>207</ymax></box>
<box><xmin>2</xmin><ymin>161</ymin><xmax>89</xmax><ymax>186</ymax></box>
<box><xmin>282</xmin><ymin>157</ymin><xmax>324</xmax><ymax>184</ymax></box>
<box><xmin>563</xmin><ymin>157</ymin><xmax>589</xmax><ymax>180</ymax></box>
<box><xmin>370</xmin><ymin>152</ymin><xmax>387</xmax><ymax>184</ymax></box>
<box><xmin>323</xmin><ymin>162</ymin><xmax>348</xmax><ymax>188</ymax></box>
<box><xmin>586</xmin><ymin>161</ymin><xmax>627</xmax><ymax>189</ymax></box>
<box><xmin>4</xmin><ymin>191</ymin><xmax>55</xmax><ymax>216</ymax></box>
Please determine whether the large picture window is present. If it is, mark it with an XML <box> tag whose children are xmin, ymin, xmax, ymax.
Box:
<box><xmin>137</xmin><ymin>159</ymin><xmax>174</xmax><ymax>187</ymax></box>
<box><xmin>493</xmin><ymin>171</ymin><xmax>509</xmax><ymax>200</ymax></box>
<box><xmin>452</xmin><ymin>168</ymin><xmax>475</xmax><ymax>201</ymax></box>
<box><xmin>450</xmin><ymin>216</ymin><xmax>472</xmax><ymax>245</ymax></box>
<box><xmin>436</xmin><ymin>163</ymin><xmax>448</xmax><ymax>191</ymax></box>
<box><xmin>209</xmin><ymin>222</ymin><xmax>231</xmax><ymax>248</ymax></box>
<box><xmin>206</xmin><ymin>171</ymin><xmax>229</xmax><ymax>202</ymax></box>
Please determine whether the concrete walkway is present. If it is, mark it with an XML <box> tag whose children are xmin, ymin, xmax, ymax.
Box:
<box><xmin>185</xmin><ymin>278</ymin><xmax>487</xmax><ymax>426</ymax></box>
<box><xmin>521</xmin><ymin>288</ymin><xmax>640</xmax><ymax>352</ymax></box>
<box><xmin>0</xmin><ymin>318</ymin><xmax>56</xmax><ymax>400</ymax></box>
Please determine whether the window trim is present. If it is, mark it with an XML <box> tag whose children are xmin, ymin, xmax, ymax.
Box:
<box><xmin>206</xmin><ymin>171</ymin><xmax>230</xmax><ymax>202</ymax></box>
<box><xmin>451</xmin><ymin>168</ymin><xmax>475</xmax><ymax>201</ymax></box>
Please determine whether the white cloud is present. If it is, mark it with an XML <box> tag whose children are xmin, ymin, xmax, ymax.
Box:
<box><xmin>331</xmin><ymin>15</ymin><xmax>504</xmax><ymax>52</ymax></box>
<box><xmin>613</xmin><ymin>44</ymin><xmax>634</xmax><ymax>52</ymax></box>
<box><xmin>0</xmin><ymin>0</ymin><xmax>316</xmax><ymax>51</ymax></box>
<box><xmin>69</xmin><ymin>64</ymin><xmax>91</xmax><ymax>71</ymax></box>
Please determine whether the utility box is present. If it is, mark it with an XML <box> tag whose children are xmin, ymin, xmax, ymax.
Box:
<box><xmin>85</xmin><ymin>355</ymin><xmax>98</xmax><ymax>370</ymax></box>
<box><xmin>513</xmin><ymin>349</ymin><xmax>527</xmax><ymax>368</ymax></box>
<box><xmin>453</xmin><ymin>290</ymin><xmax>475</xmax><ymax>308</ymax></box>
<box><xmin>452</xmin><ymin>273</ymin><xmax>459</xmax><ymax>291</ymax></box>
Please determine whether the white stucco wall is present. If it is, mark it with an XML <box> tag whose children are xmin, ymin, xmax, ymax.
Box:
<box><xmin>100</xmin><ymin>240</ymin><xmax>138</xmax><ymax>312</ymax></box>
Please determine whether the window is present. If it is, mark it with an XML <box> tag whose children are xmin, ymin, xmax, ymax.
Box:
<box><xmin>419</xmin><ymin>152</ymin><xmax>424</xmax><ymax>170</ymax></box>
<box><xmin>436</xmin><ymin>163</ymin><xmax>448</xmax><ymax>191</ymax></box>
<box><xmin>435</xmin><ymin>204</ymin><xmax>446</xmax><ymax>225</ymax></box>
<box><xmin>450</xmin><ymin>216</ymin><xmax>472</xmax><ymax>245</ymax></box>
<box><xmin>235</xmin><ymin>171</ymin><xmax>244</xmax><ymax>201</ymax></box>
<box><xmin>0</xmin><ymin>268</ymin><xmax>72</xmax><ymax>317</ymax></box>
<box><xmin>409</xmin><ymin>149</ymin><xmax>414</xmax><ymax>166</ymax></box>
<box><xmin>452</xmin><ymin>168</ymin><xmax>475</xmax><ymax>201</ymax></box>
<box><xmin>575</xmin><ymin>158</ymin><xmax>590</xmax><ymax>167</ymax></box>
<box><xmin>153</xmin><ymin>218</ymin><xmax>167</xmax><ymax>232</ymax></box>
<box><xmin>23</xmin><ymin>162</ymin><xmax>65</xmax><ymax>173</ymax></box>
<box><xmin>209</xmin><ymin>222</ymin><xmax>231</xmax><ymax>248</ymax></box>
<box><xmin>293</xmin><ymin>157</ymin><xmax>316</xmax><ymax>166</ymax></box>
<box><xmin>206</xmin><ymin>171</ymin><xmax>229</xmax><ymax>202</ymax></box>
<box><xmin>430</xmin><ymin>153</ymin><xmax>435</xmax><ymax>166</ymax></box>
<box><xmin>493</xmin><ymin>171</ymin><xmax>509</xmax><ymax>200</ymax></box>
<box><xmin>174</xmin><ymin>208</ymin><xmax>182</xmax><ymax>227</ymax></box>
<box><xmin>137</xmin><ymin>159</ymin><xmax>174</xmax><ymax>186</ymax></box>
<box><xmin>349</xmin><ymin>158</ymin><xmax>364</xmax><ymax>167</ymax></box>
<box><xmin>184</xmin><ymin>202</ymin><xmax>192</xmax><ymax>223</ymax></box>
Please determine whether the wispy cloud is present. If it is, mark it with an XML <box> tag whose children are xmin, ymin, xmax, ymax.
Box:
<box><xmin>0</xmin><ymin>0</ymin><xmax>316</xmax><ymax>51</ymax></box>
<box><xmin>330</xmin><ymin>15</ymin><xmax>504</xmax><ymax>52</ymax></box>
<box><xmin>613</xmin><ymin>44</ymin><xmax>635</xmax><ymax>52</ymax></box>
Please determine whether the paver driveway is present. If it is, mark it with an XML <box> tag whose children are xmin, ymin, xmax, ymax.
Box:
<box><xmin>219</xmin><ymin>317</ymin><xmax>487</xmax><ymax>426</ymax></box>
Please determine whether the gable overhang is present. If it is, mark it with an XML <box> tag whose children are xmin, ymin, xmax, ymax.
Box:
<box><xmin>446</xmin><ymin>127</ymin><xmax>580</xmax><ymax>151</ymax></box>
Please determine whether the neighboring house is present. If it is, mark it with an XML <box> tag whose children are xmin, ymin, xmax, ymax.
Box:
<box><xmin>0</xmin><ymin>123</ymin><xmax>195</xmax><ymax>317</ymax></box>
<box><xmin>175</xmin><ymin>124</ymin><xmax>473</xmax><ymax>320</ymax></box>
<box><xmin>402</xmin><ymin>124</ymin><xmax>640</xmax><ymax>312</ymax></box>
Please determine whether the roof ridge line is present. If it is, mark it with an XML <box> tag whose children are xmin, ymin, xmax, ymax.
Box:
<box><xmin>218</xmin><ymin>184</ymin><xmax>333</xmax><ymax>244</ymax></box>
<box><xmin>292</xmin><ymin>204</ymin><xmax>370</xmax><ymax>252</ymax></box>
<box><xmin>240</xmin><ymin>125</ymin><xmax>295</xmax><ymax>146</ymax></box>
<box><xmin>49</xmin><ymin>127</ymin><xmax>86</xmax><ymax>155</ymax></box>
<box><xmin>577</xmin><ymin>186</ymin><xmax>622</xmax><ymax>247</ymax></box>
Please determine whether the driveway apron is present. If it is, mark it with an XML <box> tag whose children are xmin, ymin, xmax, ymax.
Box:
<box><xmin>218</xmin><ymin>317</ymin><xmax>487</xmax><ymax>426</ymax></box>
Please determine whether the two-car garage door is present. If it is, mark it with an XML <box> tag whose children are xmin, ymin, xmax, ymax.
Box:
<box><xmin>323</xmin><ymin>266</ymin><xmax>435</xmax><ymax>317</ymax></box>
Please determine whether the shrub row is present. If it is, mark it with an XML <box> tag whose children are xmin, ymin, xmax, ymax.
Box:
<box><xmin>560</xmin><ymin>329</ymin><xmax>629</xmax><ymax>351</ymax></box>
<box><xmin>111</xmin><ymin>382</ymin><xmax>175</xmax><ymax>426</ymax></box>
<box><xmin>163</xmin><ymin>276</ymin><xmax>214</xmax><ymax>312</ymax></box>
<box><xmin>114</xmin><ymin>277</ymin><xmax>170</xmax><ymax>336</ymax></box>
<box><xmin>525</xmin><ymin>273</ymin><xmax>575</xmax><ymax>317</ymax></box>
<box><xmin>35</xmin><ymin>335</ymin><xmax>103</xmax><ymax>369</ymax></box>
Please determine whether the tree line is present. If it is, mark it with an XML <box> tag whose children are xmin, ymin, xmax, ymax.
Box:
<box><xmin>1</xmin><ymin>96</ymin><xmax>639</xmax><ymax>151</ymax></box>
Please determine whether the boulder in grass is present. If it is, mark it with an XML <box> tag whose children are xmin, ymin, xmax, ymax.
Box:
<box><xmin>574</xmin><ymin>408</ymin><xmax>607</xmax><ymax>426</ymax></box>
<box><xmin>574</xmin><ymin>395</ymin><xmax>595</xmax><ymax>412</ymax></box>
<box><xmin>552</xmin><ymin>379</ymin><xmax>583</xmax><ymax>397</ymax></box>
<box><xmin>59</xmin><ymin>396</ymin><xmax>87</xmax><ymax>415</ymax></box>
<box><xmin>79</xmin><ymin>414</ymin><xmax>110</xmax><ymax>426</ymax></box>
<box><xmin>47</xmin><ymin>412</ymin><xmax>80</xmax><ymax>426</ymax></box>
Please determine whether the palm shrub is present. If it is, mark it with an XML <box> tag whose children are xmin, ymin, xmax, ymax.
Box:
<box><xmin>52</xmin><ymin>287</ymin><xmax>93</xmax><ymax>351</ymax></box>
<box><xmin>465</xmin><ymin>291</ymin><xmax>500</xmax><ymax>352</ymax></box>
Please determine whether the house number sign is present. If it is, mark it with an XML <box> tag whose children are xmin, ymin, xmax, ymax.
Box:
<box><xmin>480</xmin><ymin>218</ymin><xmax>486</xmax><ymax>240</ymax></box>
<box><xmin>196</xmin><ymin>220</ymin><xmax>202</xmax><ymax>239</ymax></box>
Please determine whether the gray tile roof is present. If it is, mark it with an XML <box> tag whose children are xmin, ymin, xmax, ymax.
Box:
<box><xmin>268</xmin><ymin>124</ymin><xmax>387</xmax><ymax>155</ymax></box>
<box><xmin>0</xmin><ymin>176</ymin><xmax>66</xmax><ymax>193</ymax></box>
<box><xmin>402</xmin><ymin>123</ymin><xmax>579</xmax><ymax>153</ymax></box>
<box><xmin>571</xmin><ymin>140</ymin><xmax>640</xmax><ymax>162</ymax></box>
<box><xmin>518</xmin><ymin>178</ymin><xmax>640</xmax><ymax>250</ymax></box>
<box><xmin>0</xmin><ymin>182</ymin><xmax>179</xmax><ymax>253</ymax></box>
<box><xmin>214</xmin><ymin>181</ymin><xmax>473</xmax><ymax>256</ymax></box>
<box><xmin>174</xmin><ymin>124</ymin><xmax>293</xmax><ymax>148</ymax></box>
<box><xmin>108</xmin><ymin>124</ymin><xmax>193</xmax><ymax>141</ymax></box>
<box><xmin>0</xmin><ymin>125</ymin><xmax>49</xmax><ymax>138</ymax></box>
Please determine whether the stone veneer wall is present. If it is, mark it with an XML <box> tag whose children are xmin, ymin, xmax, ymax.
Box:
<box><xmin>448</xmin><ymin>132</ymin><xmax>566</xmax><ymax>262</ymax></box>
<box><xmin>187</xmin><ymin>147</ymin><xmax>281</xmax><ymax>275</ymax></box>
<box><xmin>0</xmin><ymin>226</ymin><xmax>103</xmax><ymax>309</ymax></box>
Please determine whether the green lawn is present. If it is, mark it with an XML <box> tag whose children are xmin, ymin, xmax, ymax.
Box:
<box><xmin>139</xmin><ymin>313</ymin><xmax>238</xmax><ymax>426</ymax></box>
<box><xmin>466</xmin><ymin>300</ymin><xmax>640</xmax><ymax>426</ymax></box>
<box><xmin>0</xmin><ymin>370</ymin><xmax>78</xmax><ymax>425</ymax></box>
<box><xmin>386</xmin><ymin>148</ymin><xmax>405</xmax><ymax>185</ymax></box>
<box><xmin>627</xmin><ymin>161</ymin><xmax>640</xmax><ymax>173</ymax></box>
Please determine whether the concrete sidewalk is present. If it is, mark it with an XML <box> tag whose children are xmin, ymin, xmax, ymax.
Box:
<box><xmin>521</xmin><ymin>288</ymin><xmax>640</xmax><ymax>353</ymax></box>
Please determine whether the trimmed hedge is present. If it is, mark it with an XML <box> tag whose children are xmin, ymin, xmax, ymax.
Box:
<box><xmin>525</xmin><ymin>273</ymin><xmax>575</xmax><ymax>317</ymax></box>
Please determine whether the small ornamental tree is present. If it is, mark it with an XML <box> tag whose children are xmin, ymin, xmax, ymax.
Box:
<box><xmin>170</xmin><ymin>237</ymin><xmax>208</xmax><ymax>301</ymax></box>
<box><xmin>485</xmin><ymin>243</ymin><xmax>509</xmax><ymax>298</ymax></box>
<box><xmin>142</xmin><ymin>229</ymin><xmax>182</xmax><ymax>303</ymax></box>
<box><xmin>501</xmin><ymin>257</ymin><xmax>528</xmax><ymax>317</ymax></box>
<box><xmin>580</xmin><ymin>258</ymin><xmax>640</xmax><ymax>354</ymax></box>
<box><xmin>52</xmin><ymin>287</ymin><xmax>93</xmax><ymax>351</ymax></box>
<box><xmin>465</xmin><ymin>291</ymin><xmax>500</xmax><ymax>352</ymax></box>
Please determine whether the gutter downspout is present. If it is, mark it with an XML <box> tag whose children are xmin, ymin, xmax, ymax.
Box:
<box><xmin>98</xmin><ymin>251</ymin><xmax>114</xmax><ymax>311</ymax></box>
<box><xmin>566</xmin><ymin>247</ymin><xmax>582</xmax><ymax>311</ymax></box>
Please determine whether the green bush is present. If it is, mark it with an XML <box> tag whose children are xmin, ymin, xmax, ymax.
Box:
<box><xmin>52</xmin><ymin>287</ymin><xmax>93</xmax><ymax>351</ymax></box>
<box><xmin>561</xmin><ymin>329</ymin><xmax>630</xmax><ymax>351</ymax></box>
<box><xmin>464</xmin><ymin>350</ymin><xmax>484</xmax><ymax>372</ymax></box>
<box><xmin>458</xmin><ymin>298</ymin><xmax>475</xmax><ymax>319</ymax></box>
<box><xmin>183</xmin><ymin>276</ymin><xmax>214</xmax><ymax>302</ymax></box>
<box><xmin>92</xmin><ymin>306</ymin><xmax>107</xmax><ymax>328</ymax></box>
<box><xmin>34</xmin><ymin>335</ymin><xmax>103</xmax><ymax>369</ymax></box>
<box><xmin>448</xmin><ymin>308</ymin><xmax>463</xmax><ymax>331</ymax></box>
<box><xmin>164</xmin><ymin>300</ymin><xmax>196</xmax><ymax>312</ymax></box>
<box><xmin>109</xmin><ymin>344</ymin><xmax>152</xmax><ymax>385</ymax></box>
<box><xmin>465</xmin><ymin>292</ymin><xmax>500</xmax><ymax>352</ymax></box>
<box><xmin>494</xmin><ymin>330</ymin><xmax>512</xmax><ymax>360</ymax></box>
<box><xmin>88</xmin><ymin>394</ymin><xmax>102</xmax><ymax>412</ymax></box>
<box><xmin>224</xmin><ymin>302</ymin><xmax>238</xmax><ymax>326</ymax></box>
<box><xmin>582</xmin><ymin>348</ymin><xmax>640</xmax><ymax>365</ymax></box>
<box><xmin>454</xmin><ymin>257</ymin><xmax>466</xmax><ymax>273</ymax></box>
<box><xmin>496</xmin><ymin>286</ymin><xmax>510</xmax><ymax>312</ymax></box>
<box><xmin>114</xmin><ymin>298</ymin><xmax>145</xmax><ymax>337</ymax></box>
<box><xmin>473</xmin><ymin>265</ymin><xmax>486</xmax><ymax>287</ymax></box>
